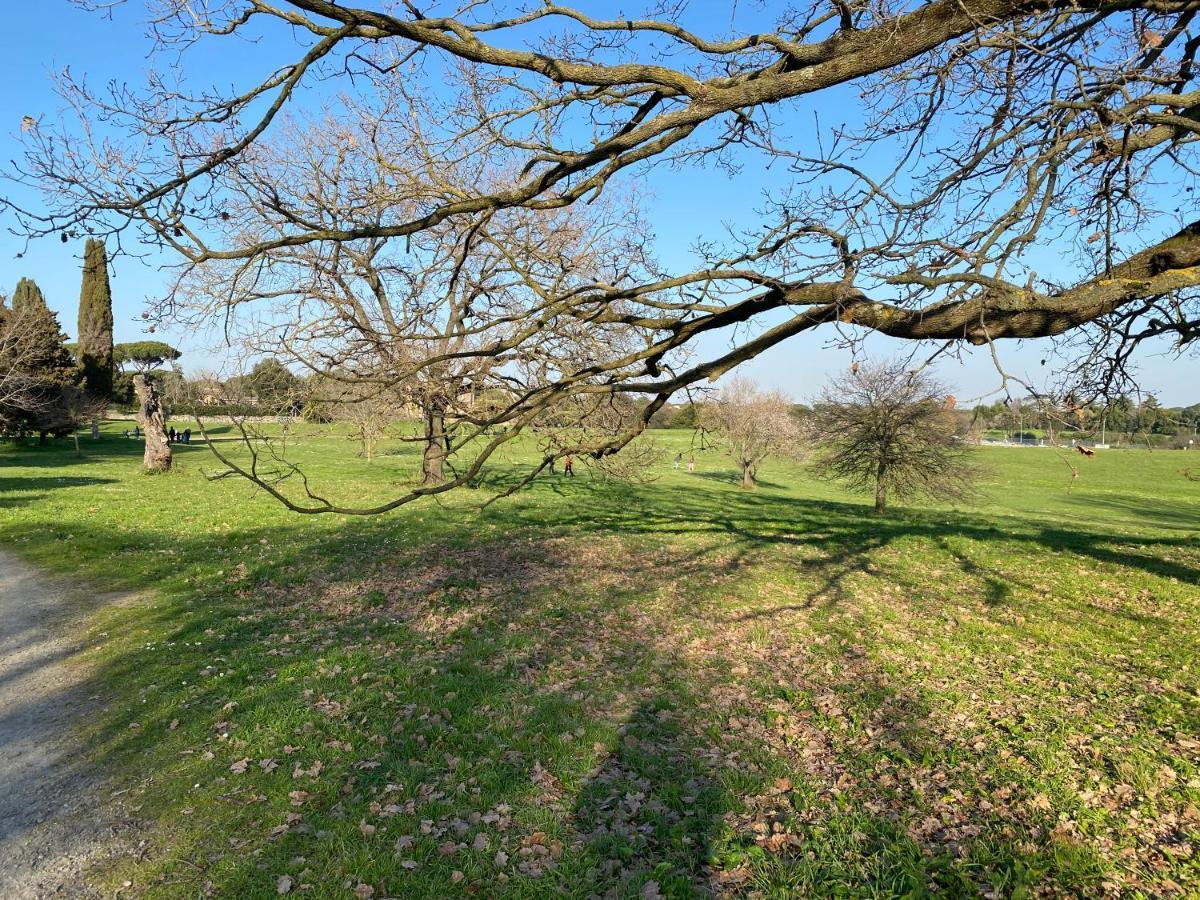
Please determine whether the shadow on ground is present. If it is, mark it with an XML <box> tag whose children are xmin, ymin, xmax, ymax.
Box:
<box><xmin>2</xmin><ymin>432</ymin><xmax>1197</xmax><ymax>895</ymax></box>
<box><xmin>2</xmin><ymin>475</ymin><xmax>1189</xmax><ymax>896</ymax></box>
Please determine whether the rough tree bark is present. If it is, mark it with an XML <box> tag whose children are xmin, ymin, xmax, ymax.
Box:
<box><xmin>741</xmin><ymin>461</ymin><xmax>755</xmax><ymax>490</ymax></box>
<box><xmin>874</xmin><ymin>462</ymin><xmax>888</xmax><ymax>515</ymax></box>
<box><xmin>421</xmin><ymin>405</ymin><xmax>447</xmax><ymax>485</ymax></box>
<box><xmin>133</xmin><ymin>374</ymin><xmax>171</xmax><ymax>473</ymax></box>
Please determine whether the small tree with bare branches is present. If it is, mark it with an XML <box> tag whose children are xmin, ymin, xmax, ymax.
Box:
<box><xmin>704</xmin><ymin>376</ymin><xmax>800</xmax><ymax>489</ymax></box>
<box><xmin>0</xmin><ymin>294</ymin><xmax>48</xmax><ymax>419</ymax></box>
<box><xmin>812</xmin><ymin>362</ymin><xmax>977</xmax><ymax>514</ymax></box>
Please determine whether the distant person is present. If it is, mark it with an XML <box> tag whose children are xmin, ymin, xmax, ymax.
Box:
<box><xmin>183</xmin><ymin>428</ymin><xmax>192</xmax><ymax>445</ymax></box>
<box><xmin>564</xmin><ymin>455</ymin><xmax>574</xmax><ymax>477</ymax></box>
<box><xmin>687</xmin><ymin>455</ymin><xmax>696</xmax><ymax>473</ymax></box>
<box><xmin>168</xmin><ymin>427</ymin><xmax>177</xmax><ymax>443</ymax></box>
<box><xmin>123</xmin><ymin>429</ymin><xmax>130</xmax><ymax>439</ymax></box>
<box><xmin>133</xmin><ymin>425</ymin><xmax>141</xmax><ymax>439</ymax></box>
<box><xmin>673</xmin><ymin>452</ymin><xmax>682</xmax><ymax>470</ymax></box>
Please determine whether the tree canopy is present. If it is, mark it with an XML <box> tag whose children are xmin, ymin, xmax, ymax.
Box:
<box><xmin>6</xmin><ymin>1</ymin><xmax>1200</xmax><ymax>510</ymax></box>
<box><xmin>114</xmin><ymin>341</ymin><xmax>181</xmax><ymax>375</ymax></box>
<box><xmin>812</xmin><ymin>362</ymin><xmax>978</xmax><ymax>513</ymax></box>
<box><xmin>228</xmin><ymin>358</ymin><xmax>302</xmax><ymax>412</ymax></box>
<box><xmin>703</xmin><ymin>378</ymin><xmax>801</xmax><ymax>489</ymax></box>
<box><xmin>0</xmin><ymin>279</ymin><xmax>81</xmax><ymax>438</ymax></box>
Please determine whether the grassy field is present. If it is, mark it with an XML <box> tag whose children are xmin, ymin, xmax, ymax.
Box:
<box><xmin>1</xmin><ymin>422</ymin><xmax>1198</xmax><ymax>898</ymax></box>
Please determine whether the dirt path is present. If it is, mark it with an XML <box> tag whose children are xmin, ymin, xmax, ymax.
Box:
<box><xmin>0</xmin><ymin>548</ymin><xmax>134</xmax><ymax>898</ymax></box>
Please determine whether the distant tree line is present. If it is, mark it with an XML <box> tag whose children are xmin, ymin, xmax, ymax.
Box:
<box><xmin>971</xmin><ymin>396</ymin><xmax>1200</xmax><ymax>445</ymax></box>
<box><xmin>651</xmin><ymin>391</ymin><xmax>1198</xmax><ymax>444</ymax></box>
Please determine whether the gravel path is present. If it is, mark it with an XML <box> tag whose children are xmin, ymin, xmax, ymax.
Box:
<box><xmin>0</xmin><ymin>548</ymin><xmax>134</xmax><ymax>897</ymax></box>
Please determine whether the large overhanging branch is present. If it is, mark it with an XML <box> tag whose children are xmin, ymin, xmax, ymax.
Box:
<box><xmin>16</xmin><ymin>0</ymin><xmax>1187</xmax><ymax>256</ymax></box>
<box><xmin>612</xmin><ymin>219</ymin><xmax>1200</xmax><ymax>395</ymax></box>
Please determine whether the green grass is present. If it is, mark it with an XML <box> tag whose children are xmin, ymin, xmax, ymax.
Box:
<box><xmin>1</xmin><ymin>422</ymin><xmax>1198</xmax><ymax>898</ymax></box>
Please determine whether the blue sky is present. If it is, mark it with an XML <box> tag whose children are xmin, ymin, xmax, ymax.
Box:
<box><xmin>0</xmin><ymin>1</ymin><xmax>1191</xmax><ymax>405</ymax></box>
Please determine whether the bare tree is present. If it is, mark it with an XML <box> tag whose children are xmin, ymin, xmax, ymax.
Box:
<box><xmin>7</xmin><ymin>1</ymin><xmax>1200</xmax><ymax>511</ymax></box>
<box><xmin>704</xmin><ymin>377</ymin><xmax>800</xmax><ymax>488</ymax></box>
<box><xmin>811</xmin><ymin>362</ymin><xmax>977</xmax><ymax>514</ymax></box>
<box><xmin>335</xmin><ymin>384</ymin><xmax>403</xmax><ymax>463</ymax></box>
<box><xmin>39</xmin><ymin>384</ymin><xmax>109</xmax><ymax>458</ymax></box>
<box><xmin>0</xmin><ymin>297</ymin><xmax>49</xmax><ymax>418</ymax></box>
<box><xmin>166</xmin><ymin>93</ymin><xmax>652</xmax><ymax>489</ymax></box>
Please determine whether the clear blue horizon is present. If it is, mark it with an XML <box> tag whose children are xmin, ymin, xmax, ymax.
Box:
<box><xmin>0</xmin><ymin>2</ymin><xmax>1192</xmax><ymax>406</ymax></box>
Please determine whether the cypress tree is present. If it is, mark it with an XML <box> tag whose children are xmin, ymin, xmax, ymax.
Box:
<box><xmin>11</xmin><ymin>277</ymin><xmax>47</xmax><ymax>314</ymax></box>
<box><xmin>78</xmin><ymin>239</ymin><xmax>115</xmax><ymax>398</ymax></box>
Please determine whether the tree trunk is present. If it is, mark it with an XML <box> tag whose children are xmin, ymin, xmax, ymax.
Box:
<box><xmin>73</xmin><ymin>432</ymin><xmax>81</xmax><ymax>458</ymax></box>
<box><xmin>134</xmin><ymin>373</ymin><xmax>172</xmax><ymax>473</ymax></box>
<box><xmin>90</xmin><ymin>417</ymin><xmax>100</xmax><ymax>440</ymax></box>
<box><xmin>874</xmin><ymin>463</ymin><xmax>887</xmax><ymax>514</ymax></box>
<box><xmin>740</xmin><ymin>461</ymin><xmax>755</xmax><ymax>489</ymax></box>
<box><xmin>422</xmin><ymin>406</ymin><xmax>446</xmax><ymax>484</ymax></box>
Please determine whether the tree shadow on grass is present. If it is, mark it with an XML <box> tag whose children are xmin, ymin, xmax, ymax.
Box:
<box><xmin>0</xmin><ymin>457</ymin><xmax>1193</xmax><ymax>895</ymax></box>
<box><xmin>4</xmin><ymin>512</ymin><xmax>1142</xmax><ymax>897</ymax></box>
<box><xmin>502</xmin><ymin>476</ymin><xmax>1200</xmax><ymax>588</ymax></box>
<box><xmin>1063</xmin><ymin>492</ymin><xmax>1200</xmax><ymax>532</ymax></box>
<box><xmin>685</xmin><ymin>470</ymin><xmax>788</xmax><ymax>490</ymax></box>
<box><xmin>1</xmin><ymin>437</ymin><xmax>145</xmax><ymax>466</ymax></box>
<box><xmin>0</xmin><ymin>475</ymin><xmax>118</xmax><ymax>508</ymax></box>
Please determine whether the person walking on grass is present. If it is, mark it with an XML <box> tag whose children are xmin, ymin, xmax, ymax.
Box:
<box><xmin>687</xmin><ymin>454</ymin><xmax>696</xmax><ymax>473</ymax></box>
<box><xmin>564</xmin><ymin>455</ymin><xmax>574</xmax><ymax>477</ymax></box>
<box><xmin>673</xmin><ymin>452</ymin><xmax>683</xmax><ymax>469</ymax></box>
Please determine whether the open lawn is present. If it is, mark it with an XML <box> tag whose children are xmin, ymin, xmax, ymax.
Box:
<box><xmin>1</xmin><ymin>424</ymin><xmax>1198</xmax><ymax>898</ymax></box>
